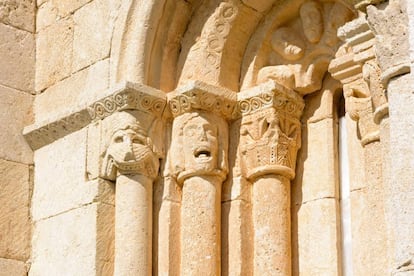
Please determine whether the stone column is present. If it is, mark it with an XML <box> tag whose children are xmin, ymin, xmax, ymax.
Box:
<box><xmin>329</xmin><ymin>15</ymin><xmax>391</xmax><ymax>274</ymax></box>
<box><xmin>237</xmin><ymin>81</ymin><xmax>304</xmax><ymax>275</ymax></box>
<box><xmin>99</xmin><ymin>91</ymin><xmax>165</xmax><ymax>276</ymax></box>
<box><xmin>367</xmin><ymin>2</ymin><xmax>414</xmax><ymax>273</ymax></box>
<box><xmin>168</xmin><ymin>81</ymin><xmax>236</xmax><ymax>275</ymax></box>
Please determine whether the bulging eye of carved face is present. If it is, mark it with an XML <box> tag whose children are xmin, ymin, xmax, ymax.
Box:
<box><xmin>107</xmin><ymin>128</ymin><xmax>151</xmax><ymax>165</ymax></box>
<box><xmin>183</xmin><ymin>116</ymin><xmax>219</xmax><ymax>171</ymax></box>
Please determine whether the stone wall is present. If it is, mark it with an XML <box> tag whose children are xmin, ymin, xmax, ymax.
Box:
<box><xmin>0</xmin><ymin>0</ymin><xmax>35</xmax><ymax>275</ymax></box>
<box><xmin>1</xmin><ymin>0</ymin><xmax>414</xmax><ymax>275</ymax></box>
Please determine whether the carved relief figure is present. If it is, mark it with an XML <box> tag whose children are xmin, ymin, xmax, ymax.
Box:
<box><xmin>101</xmin><ymin>111</ymin><xmax>159</xmax><ymax>180</ymax></box>
<box><xmin>300</xmin><ymin>1</ymin><xmax>323</xmax><ymax>44</ymax></box>
<box><xmin>171</xmin><ymin>111</ymin><xmax>228</xmax><ymax>183</ymax></box>
<box><xmin>257</xmin><ymin>0</ymin><xmax>354</xmax><ymax>94</ymax></box>
<box><xmin>271</xmin><ymin>27</ymin><xmax>305</xmax><ymax>61</ymax></box>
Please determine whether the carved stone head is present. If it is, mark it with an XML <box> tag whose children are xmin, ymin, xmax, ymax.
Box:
<box><xmin>101</xmin><ymin>111</ymin><xmax>159</xmax><ymax>180</ymax></box>
<box><xmin>170</xmin><ymin>111</ymin><xmax>228</xmax><ymax>183</ymax></box>
<box><xmin>300</xmin><ymin>1</ymin><xmax>323</xmax><ymax>44</ymax></box>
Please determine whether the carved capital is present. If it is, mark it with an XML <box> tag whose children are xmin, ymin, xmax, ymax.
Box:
<box><xmin>237</xmin><ymin>81</ymin><xmax>304</xmax><ymax>180</ymax></box>
<box><xmin>100</xmin><ymin>111</ymin><xmax>160</xmax><ymax>181</ymax></box>
<box><xmin>343</xmin><ymin>81</ymin><xmax>380</xmax><ymax>145</ymax></box>
<box><xmin>330</xmin><ymin>15</ymin><xmax>388</xmax><ymax>140</ymax></box>
<box><xmin>168</xmin><ymin>81</ymin><xmax>236</xmax><ymax>184</ymax></box>
<box><xmin>367</xmin><ymin>1</ymin><xmax>410</xmax><ymax>86</ymax></box>
<box><xmin>97</xmin><ymin>84</ymin><xmax>166</xmax><ymax>181</ymax></box>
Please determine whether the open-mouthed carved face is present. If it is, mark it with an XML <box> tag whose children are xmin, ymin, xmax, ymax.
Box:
<box><xmin>183</xmin><ymin>116</ymin><xmax>219</xmax><ymax>172</ymax></box>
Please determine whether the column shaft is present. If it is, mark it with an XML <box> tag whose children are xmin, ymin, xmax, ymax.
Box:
<box><xmin>180</xmin><ymin>175</ymin><xmax>221</xmax><ymax>276</ymax></box>
<box><xmin>114</xmin><ymin>174</ymin><xmax>153</xmax><ymax>276</ymax></box>
<box><xmin>252</xmin><ymin>174</ymin><xmax>291</xmax><ymax>275</ymax></box>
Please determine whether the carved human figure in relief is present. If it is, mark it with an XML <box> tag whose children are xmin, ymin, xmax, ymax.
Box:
<box><xmin>171</xmin><ymin>112</ymin><xmax>228</xmax><ymax>182</ymax></box>
<box><xmin>271</xmin><ymin>27</ymin><xmax>305</xmax><ymax>61</ymax></box>
<box><xmin>257</xmin><ymin>0</ymin><xmax>353</xmax><ymax>94</ymax></box>
<box><xmin>101</xmin><ymin>111</ymin><xmax>159</xmax><ymax>180</ymax></box>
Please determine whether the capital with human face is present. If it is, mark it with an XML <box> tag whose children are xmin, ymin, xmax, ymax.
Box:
<box><xmin>171</xmin><ymin>112</ymin><xmax>228</xmax><ymax>182</ymax></box>
<box><xmin>101</xmin><ymin>111</ymin><xmax>159</xmax><ymax>180</ymax></box>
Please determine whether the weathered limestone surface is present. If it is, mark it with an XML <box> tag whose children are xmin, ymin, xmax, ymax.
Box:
<box><xmin>34</xmin><ymin>59</ymin><xmax>109</xmax><ymax>123</ymax></box>
<box><xmin>0</xmin><ymin>159</ymin><xmax>31</xmax><ymax>261</ymax></box>
<box><xmin>221</xmin><ymin>198</ymin><xmax>253</xmax><ymax>276</ymax></box>
<box><xmin>4</xmin><ymin>0</ymin><xmax>414</xmax><ymax>275</ymax></box>
<box><xmin>0</xmin><ymin>0</ymin><xmax>35</xmax><ymax>32</ymax></box>
<box><xmin>0</xmin><ymin>23</ymin><xmax>34</xmax><ymax>92</ymax></box>
<box><xmin>29</xmin><ymin>203</ymin><xmax>114</xmax><ymax>276</ymax></box>
<box><xmin>0</xmin><ymin>85</ymin><xmax>33</xmax><ymax>164</ymax></box>
<box><xmin>293</xmin><ymin>198</ymin><xmax>341</xmax><ymax>275</ymax></box>
<box><xmin>386</xmin><ymin>74</ymin><xmax>414</xmax><ymax>274</ymax></box>
<box><xmin>72</xmin><ymin>0</ymin><xmax>120</xmax><ymax>72</ymax></box>
<box><xmin>0</xmin><ymin>258</ymin><xmax>27</xmax><ymax>276</ymax></box>
<box><xmin>32</xmin><ymin>128</ymin><xmax>114</xmax><ymax>221</ymax></box>
<box><xmin>35</xmin><ymin>17</ymin><xmax>73</xmax><ymax>91</ymax></box>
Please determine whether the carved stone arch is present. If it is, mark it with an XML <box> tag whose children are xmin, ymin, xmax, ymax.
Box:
<box><xmin>110</xmin><ymin>0</ymin><xmax>202</xmax><ymax>90</ymax></box>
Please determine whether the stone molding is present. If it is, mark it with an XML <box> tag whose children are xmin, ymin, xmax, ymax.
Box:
<box><xmin>329</xmin><ymin>15</ymin><xmax>384</xmax><ymax>145</ymax></box>
<box><xmin>167</xmin><ymin>80</ymin><xmax>237</xmax><ymax>120</ymax></box>
<box><xmin>367</xmin><ymin>0</ymin><xmax>411</xmax><ymax>86</ymax></box>
<box><xmin>237</xmin><ymin>81</ymin><xmax>304</xmax><ymax>180</ymax></box>
<box><xmin>23</xmin><ymin>82</ymin><xmax>167</xmax><ymax>150</ymax></box>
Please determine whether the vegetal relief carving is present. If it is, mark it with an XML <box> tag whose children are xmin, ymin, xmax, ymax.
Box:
<box><xmin>100</xmin><ymin>111</ymin><xmax>160</xmax><ymax>181</ymax></box>
<box><xmin>170</xmin><ymin>112</ymin><xmax>228</xmax><ymax>184</ymax></box>
<box><xmin>240</xmin><ymin>108</ymin><xmax>300</xmax><ymax>180</ymax></box>
<box><xmin>257</xmin><ymin>0</ymin><xmax>354</xmax><ymax>94</ymax></box>
<box><xmin>237</xmin><ymin>82</ymin><xmax>304</xmax><ymax>180</ymax></box>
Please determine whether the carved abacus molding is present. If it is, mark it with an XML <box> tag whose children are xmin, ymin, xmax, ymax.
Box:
<box><xmin>235</xmin><ymin>81</ymin><xmax>304</xmax><ymax>120</ymax></box>
<box><xmin>24</xmin><ymin>82</ymin><xmax>167</xmax><ymax>150</ymax></box>
<box><xmin>168</xmin><ymin>80</ymin><xmax>237</xmax><ymax>120</ymax></box>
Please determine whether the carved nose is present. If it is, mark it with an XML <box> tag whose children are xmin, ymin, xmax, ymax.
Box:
<box><xmin>123</xmin><ymin>136</ymin><xmax>135</xmax><ymax>161</ymax></box>
<box><xmin>199</xmin><ymin>130</ymin><xmax>208</xmax><ymax>141</ymax></box>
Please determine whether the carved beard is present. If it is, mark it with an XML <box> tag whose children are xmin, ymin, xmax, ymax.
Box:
<box><xmin>109</xmin><ymin>143</ymin><xmax>155</xmax><ymax>174</ymax></box>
